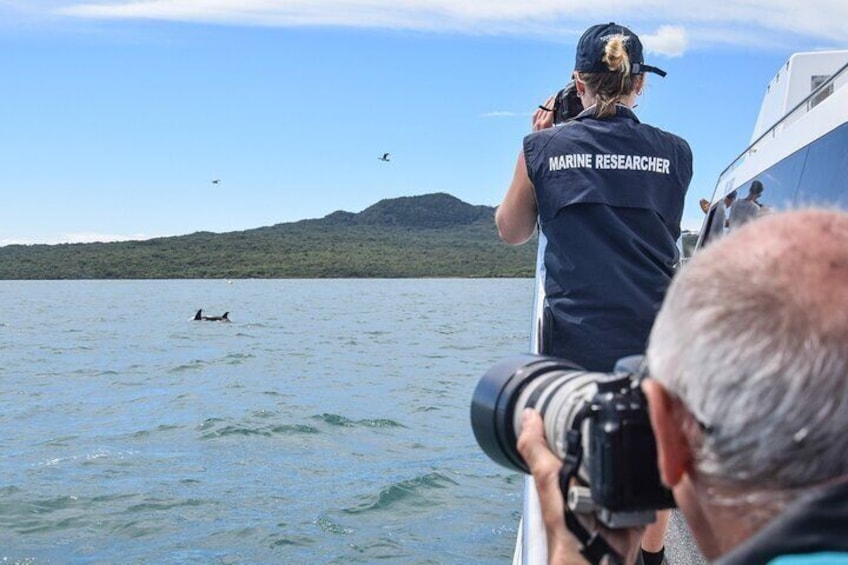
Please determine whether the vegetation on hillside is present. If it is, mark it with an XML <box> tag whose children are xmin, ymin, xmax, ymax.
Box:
<box><xmin>0</xmin><ymin>193</ymin><xmax>536</xmax><ymax>279</ymax></box>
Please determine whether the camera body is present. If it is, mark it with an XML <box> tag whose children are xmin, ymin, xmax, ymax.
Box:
<box><xmin>586</xmin><ymin>372</ymin><xmax>675</xmax><ymax>526</ymax></box>
<box><xmin>470</xmin><ymin>355</ymin><xmax>674</xmax><ymax>528</ymax></box>
<box><xmin>553</xmin><ymin>81</ymin><xmax>584</xmax><ymax>124</ymax></box>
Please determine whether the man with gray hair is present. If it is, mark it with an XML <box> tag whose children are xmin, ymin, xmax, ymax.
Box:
<box><xmin>518</xmin><ymin>209</ymin><xmax>848</xmax><ymax>564</ymax></box>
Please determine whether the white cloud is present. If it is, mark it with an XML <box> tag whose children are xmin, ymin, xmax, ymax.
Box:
<box><xmin>641</xmin><ymin>25</ymin><xmax>688</xmax><ymax>57</ymax></box>
<box><xmin>62</xmin><ymin>232</ymin><xmax>155</xmax><ymax>244</ymax></box>
<box><xmin>481</xmin><ymin>111</ymin><xmax>532</xmax><ymax>118</ymax></box>
<box><xmin>7</xmin><ymin>1</ymin><xmax>845</xmax><ymax>52</ymax></box>
<box><xmin>0</xmin><ymin>232</ymin><xmax>159</xmax><ymax>246</ymax></box>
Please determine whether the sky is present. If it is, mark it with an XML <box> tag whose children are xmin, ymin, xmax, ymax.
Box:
<box><xmin>1</xmin><ymin>1</ymin><xmax>845</xmax><ymax>245</ymax></box>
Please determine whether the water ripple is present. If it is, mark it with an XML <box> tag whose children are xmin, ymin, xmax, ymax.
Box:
<box><xmin>314</xmin><ymin>515</ymin><xmax>354</xmax><ymax>535</ymax></box>
<box><xmin>342</xmin><ymin>472</ymin><xmax>459</xmax><ymax>515</ymax></box>
<box><xmin>197</xmin><ymin>418</ymin><xmax>321</xmax><ymax>439</ymax></box>
<box><xmin>168</xmin><ymin>360</ymin><xmax>208</xmax><ymax>373</ymax></box>
<box><xmin>312</xmin><ymin>413</ymin><xmax>405</xmax><ymax>429</ymax></box>
<box><xmin>0</xmin><ymin>279</ymin><xmax>532</xmax><ymax>563</ymax></box>
<box><xmin>124</xmin><ymin>498</ymin><xmax>210</xmax><ymax>513</ymax></box>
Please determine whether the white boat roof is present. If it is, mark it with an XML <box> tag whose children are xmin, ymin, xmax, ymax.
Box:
<box><xmin>752</xmin><ymin>50</ymin><xmax>848</xmax><ymax>142</ymax></box>
<box><xmin>712</xmin><ymin>50</ymin><xmax>848</xmax><ymax>203</ymax></box>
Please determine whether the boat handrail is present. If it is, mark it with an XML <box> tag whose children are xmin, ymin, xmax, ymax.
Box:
<box><xmin>515</xmin><ymin>237</ymin><xmax>551</xmax><ymax>565</ymax></box>
<box><xmin>715</xmin><ymin>59</ymin><xmax>848</xmax><ymax>192</ymax></box>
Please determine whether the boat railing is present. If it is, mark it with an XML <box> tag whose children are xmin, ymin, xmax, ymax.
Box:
<box><xmin>514</xmin><ymin>236</ymin><xmax>550</xmax><ymax>565</ymax></box>
<box><xmin>715</xmin><ymin>59</ymin><xmax>848</xmax><ymax>193</ymax></box>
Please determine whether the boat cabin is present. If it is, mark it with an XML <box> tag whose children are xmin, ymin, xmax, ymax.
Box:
<box><xmin>697</xmin><ymin>50</ymin><xmax>848</xmax><ymax>250</ymax></box>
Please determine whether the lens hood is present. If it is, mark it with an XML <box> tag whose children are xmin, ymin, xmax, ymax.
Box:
<box><xmin>470</xmin><ymin>355</ymin><xmax>583</xmax><ymax>473</ymax></box>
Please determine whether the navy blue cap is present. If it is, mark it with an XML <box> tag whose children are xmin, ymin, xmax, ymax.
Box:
<box><xmin>575</xmin><ymin>22</ymin><xmax>667</xmax><ymax>77</ymax></box>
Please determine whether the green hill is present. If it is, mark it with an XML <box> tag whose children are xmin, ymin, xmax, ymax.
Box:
<box><xmin>0</xmin><ymin>193</ymin><xmax>536</xmax><ymax>279</ymax></box>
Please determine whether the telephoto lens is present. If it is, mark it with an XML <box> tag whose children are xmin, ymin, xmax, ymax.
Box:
<box><xmin>470</xmin><ymin>354</ymin><xmax>596</xmax><ymax>475</ymax></box>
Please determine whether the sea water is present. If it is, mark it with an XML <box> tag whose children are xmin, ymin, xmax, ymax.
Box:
<box><xmin>0</xmin><ymin>279</ymin><xmax>534</xmax><ymax>564</ymax></box>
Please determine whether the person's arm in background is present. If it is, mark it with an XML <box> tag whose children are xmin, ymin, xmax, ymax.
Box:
<box><xmin>495</xmin><ymin>95</ymin><xmax>557</xmax><ymax>245</ymax></box>
<box><xmin>496</xmin><ymin>152</ymin><xmax>538</xmax><ymax>244</ymax></box>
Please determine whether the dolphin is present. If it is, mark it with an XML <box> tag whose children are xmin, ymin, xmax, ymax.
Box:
<box><xmin>193</xmin><ymin>309</ymin><xmax>231</xmax><ymax>322</ymax></box>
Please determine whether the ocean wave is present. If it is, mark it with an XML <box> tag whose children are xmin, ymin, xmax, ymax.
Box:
<box><xmin>36</xmin><ymin>448</ymin><xmax>137</xmax><ymax>468</ymax></box>
<box><xmin>312</xmin><ymin>413</ymin><xmax>405</xmax><ymax>429</ymax></box>
<box><xmin>314</xmin><ymin>515</ymin><xmax>354</xmax><ymax>535</ymax></box>
<box><xmin>269</xmin><ymin>424</ymin><xmax>320</xmax><ymax>435</ymax></box>
<box><xmin>268</xmin><ymin>533</ymin><xmax>318</xmax><ymax>548</ymax></box>
<box><xmin>35</xmin><ymin>435</ymin><xmax>78</xmax><ymax>447</ymax></box>
<box><xmin>132</xmin><ymin>424</ymin><xmax>184</xmax><ymax>439</ymax></box>
<box><xmin>123</xmin><ymin>498</ymin><xmax>209</xmax><ymax>513</ymax></box>
<box><xmin>314</xmin><ymin>413</ymin><xmax>357</xmax><ymax>428</ymax></box>
<box><xmin>167</xmin><ymin>360</ymin><xmax>209</xmax><ymax>373</ymax></box>
<box><xmin>197</xmin><ymin>418</ymin><xmax>320</xmax><ymax>439</ymax></box>
<box><xmin>341</xmin><ymin>472</ymin><xmax>459</xmax><ymax>515</ymax></box>
<box><xmin>200</xmin><ymin>424</ymin><xmax>273</xmax><ymax>439</ymax></box>
<box><xmin>357</xmin><ymin>418</ymin><xmax>405</xmax><ymax>428</ymax></box>
<box><xmin>197</xmin><ymin>417</ymin><xmax>225</xmax><ymax>430</ymax></box>
<box><xmin>225</xmin><ymin>352</ymin><xmax>255</xmax><ymax>364</ymax></box>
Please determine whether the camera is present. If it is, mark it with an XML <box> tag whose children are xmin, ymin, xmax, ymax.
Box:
<box><xmin>553</xmin><ymin>81</ymin><xmax>584</xmax><ymax>124</ymax></box>
<box><xmin>470</xmin><ymin>354</ymin><xmax>674</xmax><ymax>528</ymax></box>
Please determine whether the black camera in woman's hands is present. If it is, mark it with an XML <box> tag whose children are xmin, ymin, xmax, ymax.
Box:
<box><xmin>553</xmin><ymin>81</ymin><xmax>584</xmax><ymax>124</ymax></box>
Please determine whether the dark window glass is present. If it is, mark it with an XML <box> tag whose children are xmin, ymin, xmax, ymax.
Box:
<box><xmin>795</xmin><ymin>123</ymin><xmax>848</xmax><ymax>209</ymax></box>
<box><xmin>703</xmin><ymin>207</ymin><xmax>719</xmax><ymax>236</ymax></box>
<box><xmin>751</xmin><ymin>147</ymin><xmax>807</xmax><ymax>213</ymax></box>
<box><xmin>700</xmin><ymin>205</ymin><xmax>725</xmax><ymax>246</ymax></box>
<box><xmin>698</xmin><ymin>121</ymin><xmax>847</xmax><ymax>252</ymax></box>
<box><xmin>810</xmin><ymin>75</ymin><xmax>835</xmax><ymax>109</ymax></box>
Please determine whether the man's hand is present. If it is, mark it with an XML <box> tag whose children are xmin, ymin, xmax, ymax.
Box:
<box><xmin>517</xmin><ymin>409</ymin><xmax>645</xmax><ymax>565</ymax></box>
<box><xmin>518</xmin><ymin>409</ymin><xmax>589</xmax><ymax>564</ymax></box>
<box><xmin>533</xmin><ymin>95</ymin><xmax>557</xmax><ymax>132</ymax></box>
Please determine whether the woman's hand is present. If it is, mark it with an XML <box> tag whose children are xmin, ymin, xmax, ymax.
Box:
<box><xmin>532</xmin><ymin>95</ymin><xmax>557</xmax><ymax>132</ymax></box>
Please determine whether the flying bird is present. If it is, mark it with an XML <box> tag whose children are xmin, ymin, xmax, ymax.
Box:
<box><xmin>211</xmin><ymin>179</ymin><xmax>221</xmax><ymax>185</ymax></box>
<box><xmin>378</xmin><ymin>153</ymin><xmax>390</xmax><ymax>162</ymax></box>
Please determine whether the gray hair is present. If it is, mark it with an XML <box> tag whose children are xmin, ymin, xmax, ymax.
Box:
<box><xmin>647</xmin><ymin>209</ymin><xmax>848</xmax><ymax>493</ymax></box>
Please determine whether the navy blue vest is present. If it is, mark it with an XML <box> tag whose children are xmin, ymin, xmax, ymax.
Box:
<box><xmin>524</xmin><ymin>106</ymin><xmax>691</xmax><ymax>371</ymax></box>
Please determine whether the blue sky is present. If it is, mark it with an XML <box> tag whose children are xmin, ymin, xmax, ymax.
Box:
<box><xmin>1</xmin><ymin>1</ymin><xmax>844</xmax><ymax>245</ymax></box>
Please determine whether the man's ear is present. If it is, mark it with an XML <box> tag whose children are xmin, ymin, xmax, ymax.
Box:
<box><xmin>643</xmin><ymin>379</ymin><xmax>694</xmax><ymax>487</ymax></box>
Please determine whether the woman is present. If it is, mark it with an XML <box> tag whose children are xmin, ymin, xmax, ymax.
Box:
<box><xmin>496</xmin><ymin>22</ymin><xmax>692</xmax><ymax>564</ymax></box>
<box><xmin>497</xmin><ymin>22</ymin><xmax>691</xmax><ymax>371</ymax></box>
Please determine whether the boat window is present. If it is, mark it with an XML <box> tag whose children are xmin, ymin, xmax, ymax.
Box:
<box><xmin>726</xmin><ymin>152</ymin><xmax>805</xmax><ymax>232</ymax></box>
<box><xmin>700</xmin><ymin>123</ymin><xmax>847</xmax><ymax>249</ymax></box>
<box><xmin>810</xmin><ymin>75</ymin><xmax>834</xmax><ymax>109</ymax></box>
<box><xmin>795</xmin><ymin>123</ymin><xmax>848</xmax><ymax>208</ymax></box>
<box><xmin>701</xmin><ymin>204</ymin><xmax>728</xmax><ymax>246</ymax></box>
<box><xmin>680</xmin><ymin>230</ymin><xmax>698</xmax><ymax>259</ymax></box>
<box><xmin>756</xmin><ymin>150</ymin><xmax>806</xmax><ymax>211</ymax></box>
